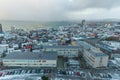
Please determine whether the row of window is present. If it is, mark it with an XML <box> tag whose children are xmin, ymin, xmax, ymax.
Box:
<box><xmin>4</xmin><ymin>60</ymin><xmax>46</xmax><ymax>63</ymax></box>
<box><xmin>58</xmin><ymin>50</ymin><xmax>78</xmax><ymax>51</ymax></box>
<box><xmin>5</xmin><ymin>63</ymin><xmax>56</xmax><ymax>66</ymax></box>
<box><xmin>45</xmin><ymin>49</ymin><xmax>78</xmax><ymax>51</ymax></box>
<box><xmin>85</xmin><ymin>56</ymin><xmax>95</xmax><ymax>66</ymax></box>
<box><xmin>88</xmin><ymin>56</ymin><xmax>95</xmax><ymax>63</ymax></box>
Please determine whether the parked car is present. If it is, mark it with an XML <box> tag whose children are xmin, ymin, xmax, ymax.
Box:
<box><xmin>81</xmin><ymin>72</ymin><xmax>86</xmax><ymax>78</ymax></box>
<box><xmin>18</xmin><ymin>70</ymin><xmax>21</xmax><ymax>74</ymax></box>
<box><xmin>21</xmin><ymin>70</ymin><xmax>26</xmax><ymax>74</ymax></box>
<box><xmin>32</xmin><ymin>69</ymin><xmax>36</xmax><ymax>73</ymax></box>
<box><xmin>14</xmin><ymin>70</ymin><xmax>18</xmax><ymax>74</ymax></box>
<box><xmin>107</xmin><ymin>73</ymin><xmax>112</xmax><ymax>78</ymax></box>
<box><xmin>5</xmin><ymin>71</ymin><xmax>10</xmax><ymax>75</ymax></box>
<box><xmin>61</xmin><ymin>71</ymin><xmax>66</xmax><ymax>75</ymax></box>
<box><xmin>27</xmin><ymin>70</ymin><xmax>31</xmax><ymax>74</ymax></box>
<box><xmin>0</xmin><ymin>72</ymin><xmax>3</xmax><ymax>77</ymax></box>
<box><xmin>40</xmin><ymin>69</ymin><xmax>44</xmax><ymax>74</ymax></box>
<box><xmin>76</xmin><ymin>72</ymin><xmax>80</xmax><ymax>76</ymax></box>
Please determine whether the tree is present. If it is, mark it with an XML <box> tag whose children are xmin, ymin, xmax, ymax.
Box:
<box><xmin>42</xmin><ymin>76</ymin><xmax>49</xmax><ymax>80</ymax></box>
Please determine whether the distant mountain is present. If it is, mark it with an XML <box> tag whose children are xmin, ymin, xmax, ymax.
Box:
<box><xmin>102</xmin><ymin>18</ymin><xmax>120</xmax><ymax>22</ymax></box>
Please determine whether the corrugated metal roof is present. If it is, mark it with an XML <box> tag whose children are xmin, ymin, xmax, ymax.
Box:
<box><xmin>43</xmin><ymin>45</ymin><xmax>81</xmax><ymax>49</ymax></box>
<box><xmin>3</xmin><ymin>51</ymin><xmax>57</xmax><ymax>60</ymax></box>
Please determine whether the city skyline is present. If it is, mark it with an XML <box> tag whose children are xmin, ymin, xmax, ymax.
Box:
<box><xmin>0</xmin><ymin>0</ymin><xmax>120</xmax><ymax>21</ymax></box>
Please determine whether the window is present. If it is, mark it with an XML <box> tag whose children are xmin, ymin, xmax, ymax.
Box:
<box><xmin>90</xmin><ymin>56</ymin><xmax>95</xmax><ymax>59</ymax></box>
<box><xmin>88</xmin><ymin>56</ymin><xmax>95</xmax><ymax>62</ymax></box>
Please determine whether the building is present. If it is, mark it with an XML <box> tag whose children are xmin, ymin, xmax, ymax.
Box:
<box><xmin>0</xmin><ymin>24</ymin><xmax>4</xmax><ymax>37</ymax></box>
<box><xmin>68</xmin><ymin>59</ymin><xmax>80</xmax><ymax>68</ymax></box>
<box><xmin>0</xmin><ymin>24</ymin><xmax>3</xmax><ymax>32</ymax></box>
<box><xmin>0</xmin><ymin>44</ymin><xmax>9</xmax><ymax>52</ymax></box>
<box><xmin>81</xmin><ymin>20</ymin><xmax>87</xmax><ymax>31</ymax></box>
<box><xmin>97</xmin><ymin>41</ymin><xmax>120</xmax><ymax>58</ymax></box>
<box><xmin>3</xmin><ymin>52</ymin><xmax>57</xmax><ymax>67</ymax></box>
<box><xmin>79</xmin><ymin>41</ymin><xmax>108</xmax><ymax>68</ymax></box>
<box><xmin>0</xmin><ymin>48</ymin><xmax>4</xmax><ymax>57</ymax></box>
<box><xmin>43</xmin><ymin>46</ymin><xmax>81</xmax><ymax>57</ymax></box>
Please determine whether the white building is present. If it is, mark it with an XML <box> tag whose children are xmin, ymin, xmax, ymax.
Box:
<box><xmin>0</xmin><ymin>44</ymin><xmax>9</xmax><ymax>51</ymax></box>
<box><xmin>68</xmin><ymin>59</ymin><xmax>80</xmax><ymax>68</ymax></box>
<box><xmin>43</xmin><ymin>46</ymin><xmax>81</xmax><ymax>57</ymax></box>
<box><xmin>7</xmin><ymin>48</ymin><xmax>22</xmax><ymax>54</ymax></box>
<box><xmin>12</xmin><ymin>44</ymin><xmax>19</xmax><ymax>49</ymax></box>
<box><xmin>80</xmin><ymin>41</ymin><xmax>109</xmax><ymax>68</ymax></box>
<box><xmin>3</xmin><ymin>52</ymin><xmax>57</xmax><ymax>67</ymax></box>
<box><xmin>0</xmin><ymin>33</ymin><xmax>4</xmax><ymax>37</ymax></box>
<box><xmin>7</xmin><ymin>48</ymin><xmax>14</xmax><ymax>54</ymax></box>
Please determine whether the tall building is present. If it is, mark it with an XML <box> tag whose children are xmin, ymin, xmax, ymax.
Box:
<box><xmin>81</xmin><ymin>20</ymin><xmax>87</xmax><ymax>31</ymax></box>
<box><xmin>11</xmin><ymin>26</ymin><xmax>15</xmax><ymax>32</ymax></box>
<box><xmin>81</xmin><ymin>20</ymin><xmax>85</xmax><ymax>27</ymax></box>
<box><xmin>0</xmin><ymin>24</ymin><xmax>4</xmax><ymax>37</ymax></box>
<box><xmin>0</xmin><ymin>24</ymin><xmax>3</xmax><ymax>32</ymax></box>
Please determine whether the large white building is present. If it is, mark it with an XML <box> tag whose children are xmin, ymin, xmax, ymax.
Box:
<box><xmin>43</xmin><ymin>46</ymin><xmax>81</xmax><ymax>57</ymax></box>
<box><xmin>3</xmin><ymin>52</ymin><xmax>57</xmax><ymax>67</ymax></box>
<box><xmin>80</xmin><ymin>41</ymin><xmax>109</xmax><ymax>68</ymax></box>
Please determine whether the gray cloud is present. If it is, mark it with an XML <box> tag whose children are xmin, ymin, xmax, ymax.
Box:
<box><xmin>0</xmin><ymin>0</ymin><xmax>120</xmax><ymax>21</ymax></box>
<box><xmin>62</xmin><ymin>0</ymin><xmax>120</xmax><ymax>11</ymax></box>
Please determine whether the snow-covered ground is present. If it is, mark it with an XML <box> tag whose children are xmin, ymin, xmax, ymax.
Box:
<box><xmin>111</xmin><ymin>73</ymin><xmax>120</xmax><ymax>80</ymax></box>
<box><xmin>0</xmin><ymin>74</ymin><xmax>41</xmax><ymax>80</ymax></box>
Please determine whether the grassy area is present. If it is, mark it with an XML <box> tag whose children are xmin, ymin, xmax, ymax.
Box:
<box><xmin>57</xmin><ymin>57</ymin><xmax>64</xmax><ymax>69</ymax></box>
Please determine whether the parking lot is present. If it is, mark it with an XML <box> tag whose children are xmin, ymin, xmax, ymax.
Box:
<box><xmin>0</xmin><ymin>68</ymin><xmax>119</xmax><ymax>80</ymax></box>
<box><xmin>0</xmin><ymin>68</ymin><xmax>52</xmax><ymax>78</ymax></box>
<box><xmin>55</xmin><ymin>68</ymin><xmax>120</xmax><ymax>80</ymax></box>
<box><xmin>56</xmin><ymin>69</ymin><xmax>87</xmax><ymax>79</ymax></box>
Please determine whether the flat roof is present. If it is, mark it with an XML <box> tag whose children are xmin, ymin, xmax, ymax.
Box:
<box><xmin>97</xmin><ymin>44</ymin><xmax>113</xmax><ymax>52</ymax></box>
<box><xmin>43</xmin><ymin>45</ymin><xmax>81</xmax><ymax>49</ymax></box>
<box><xmin>3</xmin><ymin>51</ymin><xmax>57</xmax><ymax>60</ymax></box>
<box><xmin>79</xmin><ymin>41</ymin><xmax>108</xmax><ymax>57</ymax></box>
<box><xmin>89</xmin><ymin>50</ymin><xmax>107</xmax><ymax>57</ymax></box>
<box><xmin>78</xmin><ymin>41</ymin><xmax>91</xmax><ymax>50</ymax></box>
<box><xmin>68</xmin><ymin>59</ymin><xmax>79</xmax><ymax>65</ymax></box>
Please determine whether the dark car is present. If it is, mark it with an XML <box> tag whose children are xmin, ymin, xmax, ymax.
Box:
<box><xmin>5</xmin><ymin>71</ymin><xmax>10</xmax><ymax>75</ymax></box>
<box><xmin>76</xmin><ymin>72</ymin><xmax>80</xmax><ymax>76</ymax></box>
<box><xmin>62</xmin><ymin>71</ymin><xmax>66</xmax><ymax>75</ymax></box>
<box><xmin>107</xmin><ymin>74</ymin><xmax>112</xmax><ymax>78</ymax></box>
<box><xmin>0</xmin><ymin>72</ymin><xmax>2</xmax><ymax>77</ymax></box>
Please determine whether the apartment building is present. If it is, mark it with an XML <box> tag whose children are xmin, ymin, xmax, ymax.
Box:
<box><xmin>79</xmin><ymin>41</ymin><xmax>108</xmax><ymax>68</ymax></box>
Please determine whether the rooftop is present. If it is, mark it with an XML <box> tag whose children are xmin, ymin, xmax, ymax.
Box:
<box><xmin>89</xmin><ymin>49</ymin><xmax>108</xmax><ymax>57</ymax></box>
<box><xmin>68</xmin><ymin>59</ymin><xmax>79</xmax><ymax>65</ymax></box>
<box><xmin>78</xmin><ymin>41</ymin><xmax>91</xmax><ymax>50</ymax></box>
<box><xmin>43</xmin><ymin>45</ymin><xmax>81</xmax><ymax>49</ymax></box>
<box><xmin>79</xmin><ymin>41</ymin><xmax>108</xmax><ymax>57</ymax></box>
<box><xmin>3</xmin><ymin>51</ymin><xmax>57</xmax><ymax>60</ymax></box>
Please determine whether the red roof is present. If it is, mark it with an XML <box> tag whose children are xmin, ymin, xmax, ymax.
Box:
<box><xmin>25</xmin><ymin>45</ymin><xmax>32</xmax><ymax>49</ymax></box>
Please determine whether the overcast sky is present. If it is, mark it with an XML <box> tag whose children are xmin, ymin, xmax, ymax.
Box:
<box><xmin>0</xmin><ymin>0</ymin><xmax>120</xmax><ymax>21</ymax></box>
